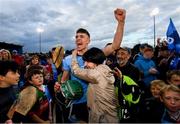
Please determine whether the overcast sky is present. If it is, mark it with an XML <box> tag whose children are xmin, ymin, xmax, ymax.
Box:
<box><xmin>0</xmin><ymin>0</ymin><xmax>180</xmax><ymax>53</ymax></box>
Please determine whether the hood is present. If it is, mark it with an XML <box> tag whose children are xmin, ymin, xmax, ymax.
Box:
<box><xmin>137</xmin><ymin>53</ymin><xmax>144</xmax><ymax>60</ymax></box>
<box><xmin>95</xmin><ymin>64</ymin><xmax>115</xmax><ymax>84</ymax></box>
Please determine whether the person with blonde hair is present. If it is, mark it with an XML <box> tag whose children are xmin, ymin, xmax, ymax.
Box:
<box><xmin>138</xmin><ymin>79</ymin><xmax>167</xmax><ymax>123</ymax></box>
<box><xmin>160</xmin><ymin>84</ymin><xmax>180</xmax><ymax>123</ymax></box>
<box><xmin>150</xmin><ymin>80</ymin><xmax>167</xmax><ymax>99</ymax></box>
<box><xmin>0</xmin><ymin>49</ymin><xmax>12</xmax><ymax>61</ymax></box>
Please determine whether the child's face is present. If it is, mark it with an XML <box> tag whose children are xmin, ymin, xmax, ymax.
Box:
<box><xmin>151</xmin><ymin>84</ymin><xmax>162</xmax><ymax>98</ymax></box>
<box><xmin>29</xmin><ymin>73</ymin><xmax>44</xmax><ymax>86</ymax></box>
<box><xmin>84</xmin><ymin>61</ymin><xmax>97</xmax><ymax>69</ymax></box>
<box><xmin>161</xmin><ymin>90</ymin><xmax>180</xmax><ymax>112</ymax></box>
<box><xmin>170</xmin><ymin>74</ymin><xmax>180</xmax><ymax>86</ymax></box>
<box><xmin>143</xmin><ymin>50</ymin><xmax>154</xmax><ymax>59</ymax></box>
<box><xmin>31</xmin><ymin>58</ymin><xmax>39</xmax><ymax>65</ymax></box>
<box><xmin>3</xmin><ymin>71</ymin><xmax>20</xmax><ymax>86</ymax></box>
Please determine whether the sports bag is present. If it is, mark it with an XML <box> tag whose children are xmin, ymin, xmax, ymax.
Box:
<box><xmin>60</xmin><ymin>80</ymin><xmax>83</xmax><ymax>100</ymax></box>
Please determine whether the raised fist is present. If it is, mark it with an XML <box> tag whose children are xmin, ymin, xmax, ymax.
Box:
<box><xmin>114</xmin><ymin>8</ymin><xmax>126</xmax><ymax>23</ymax></box>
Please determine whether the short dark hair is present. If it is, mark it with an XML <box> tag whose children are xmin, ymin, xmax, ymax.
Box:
<box><xmin>166</xmin><ymin>70</ymin><xmax>180</xmax><ymax>81</ymax></box>
<box><xmin>117</xmin><ymin>47</ymin><xmax>131</xmax><ymax>54</ymax></box>
<box><xmin>140</xmin><ymin>43</ymin><xmax>148</xmax><ymax>49</ymax></box>
<box><xmin>27</xmin><ymin>65</ymin><xmax>44</xmax><ymax>73</ymax></box>
<box><xmin>83</xmin><ymin>47</ymin><xmax>106</xmax><ymax>64</ymax></box>
<box><xmin>143</xmin><ymin>44</ymin><xmax>153</xmax><ymax>52</ymax></box>
<box><xmin>76</xmin><ymin>28</ymin><xmax>90</xmax><ymax>38</ymax></box>
<box><xmin>0</xmin><ymin>60</ymin><xmax>19</xmax><ymax>76</ymax></box>
<box><xmin>26</xmin><ymin>69</ymin><xmax>43</xmax><ymax>81</ymax></box>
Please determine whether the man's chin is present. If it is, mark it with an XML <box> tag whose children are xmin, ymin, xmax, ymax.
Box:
<box><xmin>76</xmin><ymin>47</ymin><xmax>84</xmax><ymax>51</ymax></box>
<box><xmin>12</xmin><ymin>82</ymin><xmax>18</xmax><ymax>86</ymax></box>
<box><xmin>119</xmin><ymin>61</ymin><xmax>125</xmax><ymax>65</ymax></box>
<box><xmin>15</xmin><ymin>80</ymin><xmax>19</xmax><ymax>83</ymax></box>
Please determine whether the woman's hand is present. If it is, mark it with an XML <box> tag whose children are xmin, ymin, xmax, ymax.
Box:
<box><xmin>72</xmin><ymin>49</ymin><xmax>78</xmax><ymax>56</ymax></box>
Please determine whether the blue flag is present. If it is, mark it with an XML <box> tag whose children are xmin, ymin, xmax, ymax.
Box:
<box><xmin>166</xmin><ymin>18</ymin><xmax>180</xmax><ymax>54</ymax></box>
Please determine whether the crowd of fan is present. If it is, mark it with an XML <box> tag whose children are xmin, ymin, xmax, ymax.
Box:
<box><xmin>0</xmin><ymin>38</ymin><xmax>179</xmax><ymax>123</ymax></box>
<box><xmin>0</xmin><ymin>7</ymin><xmax>179</xmax><ymax>123</ymax></box>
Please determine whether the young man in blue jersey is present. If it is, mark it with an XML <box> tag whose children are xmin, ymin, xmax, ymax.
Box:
<box><xmin>55</xmin><ymin>8</ymin><xmax>126</xmax><ymax>122</ymax></box>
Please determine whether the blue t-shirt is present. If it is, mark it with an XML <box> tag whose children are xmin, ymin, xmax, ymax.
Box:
<box><xmin>62</xmin><ymin>55</ymin><xmax>88</xmax><ymax>104</ymax></box>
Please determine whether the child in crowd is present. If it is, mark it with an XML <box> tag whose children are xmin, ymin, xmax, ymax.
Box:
<box><xmin>160</xmin><ymin>84</ymin><xmax>180</xmax><ymax>123</ymax></box>
<box><xmin>26</xmin><ymin>54</ymin><xmax>42</xmax><ymax>71</ymax></box>
<box><xmin>166</xmin><ymin>70</ymin><xmax>180</xmax><ymax>87</ymax></box>
<box><xmin>139</xmin><ymin>80</ymin><xmax>167</xmax><ymax>122</ymax></box>
<box><xmin>7</xmin><ymin>68</ymin><xmax>51</xmax><ymax>123</ymax></box>
<box><xmin>0</xmin><ymin>60</ymin><xmax>20</xmax><ymax>123</ymax></box>
<box><xmin>71</xmin><ymin>47</ymin><xmax>118</xmax><ymax>123</ymax></box>
<box><xmin>150</xmin><ymin>80</ymin><xmax>167</xmax><ymax>99</ymax></box>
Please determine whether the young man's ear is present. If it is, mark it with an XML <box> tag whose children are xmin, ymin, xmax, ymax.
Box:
<box><xmin>86</xmin><ymin>37</ymin><xmax>90</xmax><ymax>45</ymax></box>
